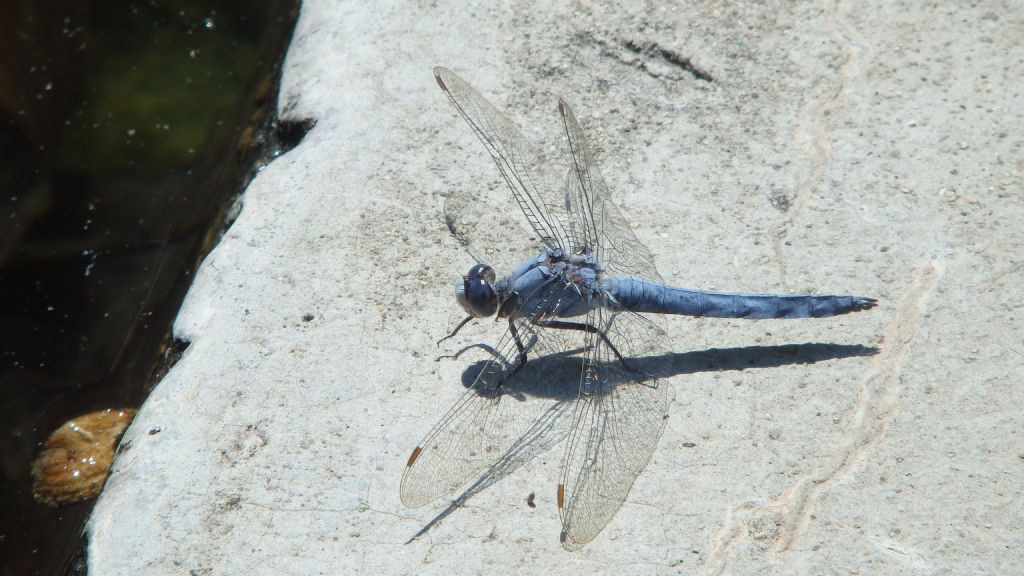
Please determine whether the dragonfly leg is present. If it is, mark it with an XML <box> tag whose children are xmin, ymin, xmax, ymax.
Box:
<box><xmin>499</xmin><ymin>320</ymin><xmax>530</xmax><ymax>388</ymax></box>
<box><xmin>436</xmin><ymin>315</ymin><xmax>475</xmax><ymax>346</ymax></box>
<box><xmin>435</xmin><ymin>342</ymin><xmax>501</xmax><ymax>363</ymax></box>
<box><xmin>534</xmin><ymin>319</ymin><xmax>638</xmax><ymax>373</ymax></box>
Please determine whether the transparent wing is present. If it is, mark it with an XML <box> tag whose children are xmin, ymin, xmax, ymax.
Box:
<box><xmin>400</xmin><ymin>280</ymin><xmax>587</xmax><ymax>508</ymax></box>
<box><xmin>555</xmin><ymin>97</ymin><xmax>671</xmax><ymax>548</ymax></box>
<box><xmin>442</xmin><ymin>188</ymin><xmax>539</xmax><ymax>274</ymax></box>
<box><xmin>558</xmin><ymin>98</ymin><xmax>664</xmax><ymax>284</ymax></box>
<box><xmin>434</xmin><ymin>66</ymin><xmax>573</xmax><ymax>254</ymax></box>
<box><xmin>557</xmin><ymin>305</ymin><xmax>671</xmax><ymax>550</ymax></box>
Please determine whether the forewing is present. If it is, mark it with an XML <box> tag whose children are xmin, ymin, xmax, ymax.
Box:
<box><xmin>401</xmin><ymin>279</ymin><xmax>587</xmax><ymax>507</ymax></box>
<box><xmin>557</xmin><ymin>306</ymin><xmax>671</xmax><ymax>550</ymax></box>
<box><xmin>434</xmin><ymin>67</ymin><xmax>572</xmax><ymax>253</ymax></box>
<box><xmin>558</xmin><ymin>98</ymin><xmax>664</xmax><ymax>284</ymax></box>
<box><xmin>442</xmin><ymin>188</ymin><xmax>539</xmax><ymax>273</ymax></box>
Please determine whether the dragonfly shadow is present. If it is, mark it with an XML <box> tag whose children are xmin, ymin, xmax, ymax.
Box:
<box><xmin>649</xmin><ymin>341</ymin><xmax>878</xmax><ymax>381</ymax></box>
<box><xmin>408</xmin><ymin>341</ymin><xmax>877</xmax><ymax>543</ymax></box>
<box><xmin>448</xmin><ymin>341</ymin><xmax>878</xmax><ymax>401</ymax></box>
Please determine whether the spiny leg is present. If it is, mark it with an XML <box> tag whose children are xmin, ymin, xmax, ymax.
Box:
<box><xmin>436</xmin><ymin>342</ymin><xmax>501</xmax><ymax>363</ymax></box>
<box><xmin>534</xmin><ymin>319</ymin><xmax>638</xmax><ymax>373</ymax></box>
<box><xmin>498</xmin><ymin>320</ymin><xmax>530</xmax><ymax>388</ymax></box>
<box><xmin>436</xmin><ymin>315</ymin><xmax>474</xmax><ymax>346</ymax></box>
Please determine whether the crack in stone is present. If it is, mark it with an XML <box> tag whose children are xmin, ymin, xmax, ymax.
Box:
<box><xmin>773</xmin><ymin>0</ymin><xmax>873</xmax><ymax>288</ymax></box>
<box><xmin>585</xmin><ymin>32</ymin><xmax>715</xmax><ymax>83</ymax></box>
<box><xmin>774</xmin><ymin>261</ymin><xmax>941</xmax><ymax>554</ymax></box>
<box><xmin>620</xmin><ymin>38</ymin><xmax>715</xmax><ymax>82</ymax></box>
<box><xmin>707</xmin><ymin>261</ymin><xmax>941</xmax><ymax>574</ymax></box>
<box><xmin>788</xmin><ymin>0</ymin><xmax>871</xmax><ymax>213</ymax></box>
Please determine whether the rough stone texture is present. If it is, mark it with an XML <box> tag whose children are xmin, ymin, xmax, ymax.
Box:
<box><xmin>88</xmin><ymin>1</ymin><xmax>1022</xmax><ymax>574</ymax></box>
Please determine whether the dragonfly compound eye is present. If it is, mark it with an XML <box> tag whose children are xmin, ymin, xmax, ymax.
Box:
<box><xmin>455</xmin><ymin>264</ymin><xmax>498</xmax><ymax>317</ymax></box>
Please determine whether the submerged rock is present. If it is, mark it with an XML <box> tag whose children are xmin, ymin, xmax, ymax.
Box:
<box><xmin>31</xmin><ymin>408</ymin><xmax>137</xmax><ymax>507</ymax></box>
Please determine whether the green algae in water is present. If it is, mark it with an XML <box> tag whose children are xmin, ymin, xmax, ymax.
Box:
<box><xmin>57</xmin><ymin>7</ymin><xmax>266</xmax><ymax>173</ymax></box>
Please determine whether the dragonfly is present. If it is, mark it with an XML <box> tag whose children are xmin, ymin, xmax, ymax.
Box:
<box><xmin>401</xmin><ymin>66</ymin><xmax>877</xmax><ymax>550</ymax></box>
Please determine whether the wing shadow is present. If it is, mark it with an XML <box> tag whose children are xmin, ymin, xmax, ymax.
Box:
<box><xmin>406</xmin><ymin>341</ymin><xmax>877</xmax><ymax>543</ymax></box>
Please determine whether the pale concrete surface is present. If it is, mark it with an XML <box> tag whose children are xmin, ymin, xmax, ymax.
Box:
<box><xmin>88</xmin><ymin>1</ymin><xmax>1022</xmax><ymax>574</ymax></box>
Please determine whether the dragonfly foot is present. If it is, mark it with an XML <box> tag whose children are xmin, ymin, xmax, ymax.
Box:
<box><xmin>437</xmin><ymin>315</ymin><xmax>475</xmax><ymax>346</ymax></box>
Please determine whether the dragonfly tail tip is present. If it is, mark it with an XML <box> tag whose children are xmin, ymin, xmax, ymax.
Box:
<box><xmin>857</xmin><ymin>296</ymin><xmax>878</xmax><ymax>311</ymax></box>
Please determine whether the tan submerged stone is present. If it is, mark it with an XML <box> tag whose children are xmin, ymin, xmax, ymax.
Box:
<box><xmin>31</xmin><ymin>408</ymin><xmax>137</xmax><ymax>507</ymax></box>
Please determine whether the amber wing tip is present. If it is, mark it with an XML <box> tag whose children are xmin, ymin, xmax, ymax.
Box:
<box><xmin>406</xmin><ymin>446</ymin><xmax>423</xmax><ymax>467</ymax></box>
<box><xmin>433</xmin><ymin>67</ymin><xmax>448</xmax><ymax>92</ymax></box>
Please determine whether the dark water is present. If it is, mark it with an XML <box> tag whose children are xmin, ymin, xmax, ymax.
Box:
<box><xmin>0</xmin><ymin>1</ymin><xmax>307</xmax><ymax>574</ymax></box>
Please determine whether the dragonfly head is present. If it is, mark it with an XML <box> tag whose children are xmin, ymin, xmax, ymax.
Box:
<box><xmin>455</xmin><ymin>263</ymin><xmax>498</xmax><ymax>318</ymax></box>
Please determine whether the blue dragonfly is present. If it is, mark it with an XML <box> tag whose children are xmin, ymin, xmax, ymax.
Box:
<box><xmin>401</xmin><ymin>66</ymin><xmax>876</xmax><ymax>550</ymax></box>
